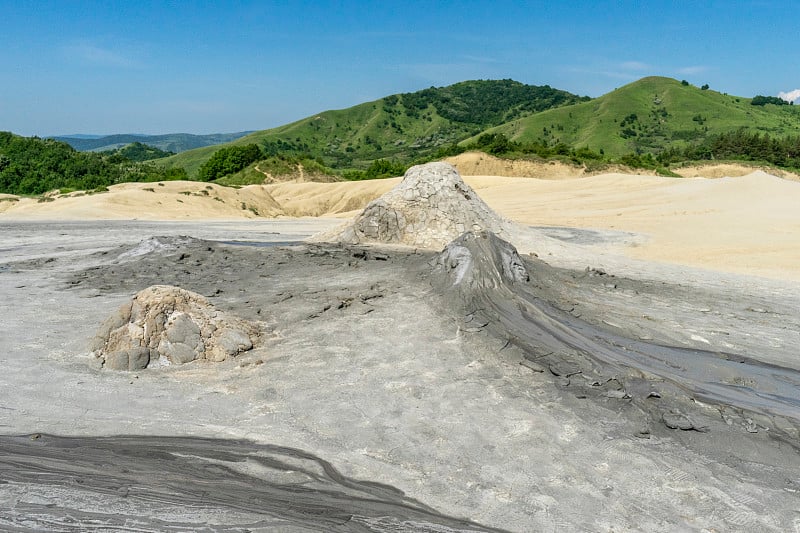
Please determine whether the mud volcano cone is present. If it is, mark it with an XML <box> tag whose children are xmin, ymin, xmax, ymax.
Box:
<box><xmin>434</xmin><ymin>231</ymin><xmax>530</xmax><ymax>290</ymax></box>
<box><xmin>321</xmin><ymin>162</ymin><xmax>511</xmax><ymax>249</ymax></box>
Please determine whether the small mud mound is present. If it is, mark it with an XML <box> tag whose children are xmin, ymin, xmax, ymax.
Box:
<box><xmin>115</xmin><ymin>236</ymin><xmax>200</xmax><ymax>261</ymax></box>
<box><xmin>315</xmin><ymin>162</ymin><xmax>512</xmax><ymax>249</ymax></box>
<box><xmin>433</xmin><ymin>231</ymin><xmax>529</xmax><ymax>289</ymax></box>
<box><xmin>90</xmin><ymin>285</ymin><xmax>259</xmax><ymax>370</ymax></box>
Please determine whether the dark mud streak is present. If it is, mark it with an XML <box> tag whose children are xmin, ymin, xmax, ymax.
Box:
<box><xmin>0</xmin><ymin>434</ymin><xmax>506</xmax><ymax>532</ymax></box>
<box><xmin>460</xmin><ymin>256</ymin><xmax>800</xmax><ymax>427</ymax></box>
<box><xmin>216</xmin><ymin>240</ymin><xmax>302</xmax><ymax>248</ymax></box>
<box><xmin>517</xmin><ymin>285</ymin><xmax>800</xmax><ymax>420</ymax></box>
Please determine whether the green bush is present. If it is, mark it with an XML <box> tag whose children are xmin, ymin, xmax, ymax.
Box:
<box><xmin>343</xmin><ymin>159</ymin><xmax>408</xmax><ymax>180</ymax></box>
<box><xmin>751</xmin><ymin>95</ymin><xmax>788</xmax><ymax>106</ymax></box>
<box><xmin>197</xmin><ymin>144</ymin><xmax>263</xmax><ymax>181</ymax></box>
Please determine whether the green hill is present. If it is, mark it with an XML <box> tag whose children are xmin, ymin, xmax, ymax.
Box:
<box><xmin>482</xmin><ymin>77</ymin><xmax>800</xmax><ymax>156</ymax></box>
<box><xmin>162</xmin><ymin>80</ymin><xmax>588</xmax><ymax>178</ymax></box>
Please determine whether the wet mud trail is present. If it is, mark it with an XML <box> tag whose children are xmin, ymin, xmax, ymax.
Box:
<box><xmin>433</xmin><ymin>232</ymin><xmax>800</xmax><ymax>438</ymax></box>
<box><xmin>0</xmin><ymin>434</ymin><xmax>505</xmax><ymax>532</ymax></box>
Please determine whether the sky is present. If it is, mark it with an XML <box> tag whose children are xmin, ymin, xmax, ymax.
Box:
<box><xmin>1</xmin><ymin>0</ymin><xmax>798</xmax><ymax>136</ymax></box>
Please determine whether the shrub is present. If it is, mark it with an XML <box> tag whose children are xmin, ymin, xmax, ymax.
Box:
<box><xmin>197</xmin><ymin>144</ymin><xmax>263</xmax><ymax>181</ymax></box>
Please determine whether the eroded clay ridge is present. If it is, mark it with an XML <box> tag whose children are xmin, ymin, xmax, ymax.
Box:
<box><xmin>433</xmin><ymin>231</ymin><xmax>800</xmax><ymax>435</ymax></box>
<box><xmin>316</xmin><ymin>162</ymin><xmax>513</xmax><ymax>249</ymax></box>
<box><xmin>90</xmin><ymin>284</ymin><xmax>259</xmax><ymax>370</ymax></box>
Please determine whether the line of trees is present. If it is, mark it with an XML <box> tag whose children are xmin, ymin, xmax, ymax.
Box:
<box><xmin>467</xmin><ymin>132</ymin><xmax>605</xmax><ymax>161</ymax></box>
<box><xmin>658</xmin><ymin>129</ymin><xmax>800</xmax><ymax>169</ymax></box>
<box><xmin>0</xmin><ymin>132</ymin><xmax>186</xmax><ymax>195</ymax></box>
<box><xmin>467</xmin><ymin>129</ymin><xmax>800</xmax><ymax>172</ymax></box>
<box><xmin>751</xmin><ymin>95</ymin><xmax>790</xmax><ymax>106</ymax></box>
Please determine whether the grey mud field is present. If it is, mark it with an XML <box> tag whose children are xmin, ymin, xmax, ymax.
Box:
<box><xmin>1</xmin><ymin>220</ymin><xmax>799</xmax><ymax>532</ymax></box>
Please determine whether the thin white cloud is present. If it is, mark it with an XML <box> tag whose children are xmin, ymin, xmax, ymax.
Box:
<box><xmin>676</xmin><ymin>65</ymin><xmax>708</xmax><ymax>75</ymax></box>
<box><xmin>563</xmin><ymin>66</ymin><xmax>639</xmax><ymax>81</ymax></box>
<box><xmin>778</xmin><ymin>89</ymin><xmax>800</xmax><ymax>103</ymax></box>
<box><xmin>64</xmin><ymin>43</ymin><xmax>140</xmax><ymax>68</ymax></box>
<box><xmin>160</xmin><ymin>99</ymin><xmax>230</xmax><ymax>114</ymax></box>
<box><xmin>620</xmin><ymin>61</ymin><xmax>650</xmax><ymax>71</ymax></box>
<box><xmin>460</xmin><ymin>54</ymin><xmax>502</xmax><ymax>64</ymax></box>
<box><xmin>390</xmin><ymin>62</ymin><xmax>496</xmax><ymax>85</ymax></box>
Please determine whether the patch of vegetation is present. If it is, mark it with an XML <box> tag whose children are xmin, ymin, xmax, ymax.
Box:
<box><xmin>216</xmin><ymin>154</ymin><xmax>337</xmax><ymax>186</ymax></box>
<box><xmin>197</xmin><ymin>144</ymin><xmax>263</xmax><ymax>182</ymax></box>
<box><xmin>399</xmin><ymin>79</ymin><xmax>588</xmax><ymax>125</ymax></box>
<box><xmin>342</xmin><ymin>159</ymin><xmax>408</xmax><ymax>180</ymax></box>
<box><xmin>100</xmin><ymin>142</ymin><xmax>175</xmax><ymax>161</ymax></box>
<box><xmin>0</xmin><ymin>132</ymin><xmax>187</xmax><ymax>195</ymax></box>
<box><xmin>751</xmin><ymin>95</ymin><xmax>790</xmax><ymax>106</ymax></box>
<box><xmin>658</xmin><ymin>129</ymin><xmax>800</xmax><ymax>170</ymax></box>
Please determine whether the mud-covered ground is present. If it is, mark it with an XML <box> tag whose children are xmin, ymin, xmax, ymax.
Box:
<box><xmin>1</xmin><ymin>220</ymin><xmax>799</xmax><ymax>532</ymax></box>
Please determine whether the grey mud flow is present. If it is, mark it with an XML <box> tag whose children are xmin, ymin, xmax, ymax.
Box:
<box><xmin>432</xmin><ymin>231</ymin><xmax>800</xmax><ymax>435</ymax></box>
<box><xmin>0</xmin><ymin>434</ymin><xmax>504</xmax><ymax>532</ymax></box>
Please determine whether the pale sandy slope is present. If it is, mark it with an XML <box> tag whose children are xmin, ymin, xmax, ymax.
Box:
<box><xmin>2</xmin><ymin>166</ymin><xmax>799</xmax><ymax>281</ymax></box>
<box><xmin>0</xmin><ymin>181</ymin><xmax>283</xmax><ymax>220</ymax></box>
<box><xmin>445</xmin><ymin>151</ymin><xmax>800</xmax><ymax>181</ymax></box>
<box><xmin>465</xmin><ymin>171</ymin><xmax>800</xmax><ymax>281</ymax></box>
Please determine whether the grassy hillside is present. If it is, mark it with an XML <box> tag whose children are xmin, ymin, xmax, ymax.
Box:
<box><xmin>216</xmin><ymin>156</ymin><xmax>339</xmax><ymax>186</ymax></box>
<box><xmin>53</xmin><ymin>131</ymin><xmax>253</xmax><ymax>153</ymax></box>
<box><xmin>483</xmin><ymin>77</ymin><xmax>800</xmax><ymax>156</ymax></box>
<box><xmin>162</xmin><ymin>80</ymin><xmax>588</xmax><ymax>178</ymax></box>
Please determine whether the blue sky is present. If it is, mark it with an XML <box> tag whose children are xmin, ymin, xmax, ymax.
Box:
<box><xmin>2</xmin><ymin>0</ymin><xmax>797</xmax><ymax>136</ymax></box>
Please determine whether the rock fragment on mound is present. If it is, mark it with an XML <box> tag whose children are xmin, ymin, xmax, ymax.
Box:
<box><xmin>90</xmin><ymin>285</ymin><xmax>258</xmax><ymax>370</ymax></box>
<box><xmin>316</xmin><ymin>162</ymin><xmax>512</xmax><ymax>249</ymax></box>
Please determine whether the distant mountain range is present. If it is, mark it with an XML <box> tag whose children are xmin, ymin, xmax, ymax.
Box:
<box><xmin>51</xmin><ymin>132</ymin><xmax>254</xmax><ymax>153</ymax></box>
<box><xmin>161</xmin><ymin>77</ymin><xmax>800</xmax><ymax>178</ymax></box>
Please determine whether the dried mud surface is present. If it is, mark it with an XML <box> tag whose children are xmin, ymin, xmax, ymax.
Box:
<box><xmin>1</xmin><ymin>220</ymin><xmax>799</xmax><ymax>531</ymax></box>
